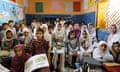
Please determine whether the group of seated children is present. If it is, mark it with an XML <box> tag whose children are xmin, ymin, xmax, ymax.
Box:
<box><xmin>0</xmin><ymin>17</ymin><xmax>120</xmax><ymax>72</ymax></box>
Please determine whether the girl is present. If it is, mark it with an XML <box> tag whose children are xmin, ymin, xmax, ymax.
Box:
<box><xmin>93</xmin><ymin>41</ymin><xmax>113</xmax><ymax>62</ymax></box>
<box><xmin>67</xmin><ymin>31</ymin><xmax>80</xmax><ymax>67</ymax></box>
<box><xmin>79</xmin><ymin>30</ymin><xmax>92</xmax><ymax>52</ymax></box>
<box><xmin>52</xmin><ymin>23</ymin><xmax>65</xmax><ymax>72</ymax></box>
<box><xmin>88</xmin><ymin>23</ymin><xmax>97</xmax><ymax>44</ymax></box>
<box><xmin>23</xmin><ymin>28</ymin><xmax>33</xmax><ymax>53</ymax></box>
<box><xmin>30</xmin><ymin>28</ymin><xmax>50</xmax><ymax>72</ymax></box>
<box><xmin>11</xmin><ymin>44</ymin><xmax>31</xmax><ymax>72</ymax></box>
<box><xmin>0</xmin><ymin>30</ymin><xmax>15</xmax><ymax>56</ymax></box>
<box><xmin>110</xmin><ymin>42</ymin><xmax>120</xmax><ymax>63</ymax></box>
<box><xmin>72</xmin><ymin>23</ymin><xmax>81</xmax><ymax>39</ymax></box>
<box><xmin>41</xmin><ymin>24</ymin><xmax>52</xmax><ymax>63</ymax></box>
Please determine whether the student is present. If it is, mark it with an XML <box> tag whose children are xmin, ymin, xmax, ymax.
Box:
<box><xmin>23</xmin><ymin>28</ymin><xmax>32</xmax><ymax>53</ymax></box>
<box><xmin>41</xmin><ymin>24</ymin><xmax>52</xmax><ymax>48</ymax></box>
<box><xmin>54</xmin><ymin>17</ymin><xmax>60</xmax><ymax>25</ymax></box>
<box><xmin>41</xmin><ymin>24</ymin><xmax>52</xmax><ymax>62</ymax></box>
<box><xmin>88</xmin><ymin>23</ymin><xmax>97</xmax><ymax>44</ymax></box>
<box><xmin>52</xmin><ymin>23</ymin><xmax>65</xmax><ymax>72</ymax></box>
<box><xmin>79</xmin><ymin>30</ymin><xmax>92</xmax><ymax>50</ymax></box>
<box><xmin>72</xmin><ymin>23</ymin><xmax>81</xmax><ymax>39</ymax></box>
<box><xmin>0</xmin><ymin>23</ymin><xmax>11</xmax><ymax>41</ymax></box>
<box><xmin>107</xmin><ymin>24</ymin><xmax>120</xmax><ymax>49</ymax></box>
<box><xmin>30</xmin><ymin>28</ymin><xmax>49</xmax><ymax>55</ymax></box>
<box><xmin>53</xmin><ymin>23</ymin><xmax>65</xmax><ymax>43</ymax></box>
<box><xmin>8</xmin><ymin>20</ymin><xmax>16</xmax><ymax>38</ymax></box>
<box><xmin>30</xmin><ymin>28</ymin><xmax>50</xmax><ymax>72</ymax></box>
<box><xmin>60</xmin><ymin>17</ymin><xmax>66</xmax><ymax>26</ymax></box>
<box><xmin>48</xmin><ymin>24</ymin><xmax>54</xmax><ymax>35</ymax></box>
<box><xmin>67</xmin><ymin>31</ymin><xmax>80</xmax><ymax>67</ymax></box>
<box><xmin>11</xmin><ymin>44</ymin><xmax>31</xmax><ymax>72</ymax></box>
<box><xmin>33</xmin><ymin>20</ymin><xmax>42</xmax><ymax>39</ymax></box>
<box><xmin>14</xmin><ymin>23</ymin><xmax>20</xmax><ymax>34</ymax></box>
<box><xmin>110</xmin><ymin>42</ymin><xmax>120</xmax><ymax>63</ymax></box>
<box><xmin>0</xmin><ymin>30</ymin><xmax>15</xmax><ymax>56</ymax></box>
<box><xmin>93</xmin><ymin>41</ymin><xmax>113</xmax><ymax>62</ymax></box>
<box><xmin>18</xmin><ymin>23</ymin><xmax>28</xmax><ymax>34</ymax></box>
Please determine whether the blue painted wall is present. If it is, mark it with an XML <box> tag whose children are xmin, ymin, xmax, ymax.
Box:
<box><xmin>25</xmin><ymin>12</ymin><xmax>96</xmax><ymax>26</ymax></box>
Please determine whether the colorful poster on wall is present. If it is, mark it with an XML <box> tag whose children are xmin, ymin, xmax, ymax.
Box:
<box><xmin>88</xmin><ymin>0</ymin><xmax>94</xmax><ymax>8</ymax></box>
<box><xmin>17</xmin><ymin>7</ymin><xmax>24</xmax><ymax>20</ymax></box>
<box><xmin>83</xmin><ymin>0</ymin><xmax>88</xmax><ymax>10</ymax></box>
<box><xmin>35</xmin><ymin>2</ymin><xmax>43</xmax><ymax>12</ymax></box>
<box><xmin>97</xmin><ymin>0</ymin><xmax>108</xmax><ymax>29</ymax></box>
<box><xmin>9</xmin><ymin>5</ymin><xmax>17</xmax><ymax>20</ymax></box>
<box><xmin>0</xmin><ymin>0</ymin><xmax>24</xmax><ymax>24</ymax></box>
<box><xmin>73</xmin><ymin>1</ymin><xmax>81</xmax><ymax>12</ymax></box>
<box><xmin>65</xmin><ymin>2</ymin><xmax>73</xmax><ymax>12</ymax></box>
<box><xmin>11</xmin><ymin>0</ymin><xmax>16</xmax><ymax>3</ymax></box>
<box><xmin>52</xmin><ymin>0</ymin><xmax>62</xmax><ymax>10</ymax></box>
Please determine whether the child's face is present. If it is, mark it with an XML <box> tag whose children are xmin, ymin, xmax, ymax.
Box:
<box><xmin>74</xmin><ymin>24</ymin><xmax>80</xmax><ymax>29</ymax></box>
<box><xmin>9</xmin><ymin>22</ymin><xmax>14</xmax><ymax>27</ymax></box>
<box><xmin>111</xmin><ymin>25</ymin><xmax>117</xmax><ymax>33</ymax></box>
<box><xmin>36</xmin><ymin>31</ymin><xmax>43</xmax><ymax>40</ymax></box>
<box><xmin>6</xmin><ymin>32</ymin><xmax>12</xmax><ymax>39</ymax></box>
<box><xmin>70</xmin><ymin>32</ymin><xmax>75</xmax><ymax>39</ymax></box>
<box><xmin>113</xmin><ymin>44</ymin><xmax>120</xmax><ymax>53</ymax></box>
<box><xmin>16</xmin><ymin>24</ymin><xmax>20</xmax><ymax>28</ymax></box>
<box><xmin>89</xmin><ymin>24</ymin><xmax>94</xmax><ymax>30</ymax></box>
<box><xmin>57</xmin><ymin>25</ymin><xmax>62</xmax><ymax>31</ymax></box>
<box><xmin>100</xmin><ymin>44</ymin><xmax>107</xmax><ymax>52</ymax></box>
<box><xmin>24</xmin><ymin>32</ymin><xmax>29</xmax><ymax>37</ymax></box>
<box><xmin>82</xmin><ymin>31</ymin><xmax>87</xmax><ymax>38</ymax></box>
<box><xmin>15</xmin><ymin>48</ymin><xmax>22</xmax><ymax>56</ymax></box>
<box><xmin>43</xmin><ymin>27</ymin><xmax>47</xmax><ymax>32</ymax></box>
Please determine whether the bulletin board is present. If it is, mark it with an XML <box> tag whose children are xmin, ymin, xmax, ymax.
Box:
<box><xmin>0</xmin><ymin>0</ymin><xmax>24</xmax><ymax>25</ymax></box>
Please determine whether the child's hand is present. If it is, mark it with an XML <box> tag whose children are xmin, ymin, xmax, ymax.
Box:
<box><xmin>73</xmin><ymin>51</ymin><xmax>77</xmax><ymax>56</ymax></box>
<box><xmin>83</xmin><ymin>52</ymin><xmax>90</xmax><ymax>57</ymax></box>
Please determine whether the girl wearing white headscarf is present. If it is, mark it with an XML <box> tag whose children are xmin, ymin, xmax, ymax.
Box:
<box><xmin>41</xmin><ymin>24</ymin><xmax>52</xmax><ymax>48</ymax></box>
<box><xmin>93</xmin><ymin>41</ymin><xmax>113</xmax><ymax>62</ymax></box>
<box><xmin>88</xmin><ymin>23</ymin><xmax>97</xmax><ymax>44</ymax></box>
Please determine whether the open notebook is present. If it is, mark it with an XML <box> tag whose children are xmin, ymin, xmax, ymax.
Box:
<box><xmin>24</xmin><ymin>54</ymin><xmax>49</xmax><ymax>72</ymax></box>
<box><xmin>0</xmin><ymin>64</ymin><xmax>10</xmax><ymax>72</ymax></box>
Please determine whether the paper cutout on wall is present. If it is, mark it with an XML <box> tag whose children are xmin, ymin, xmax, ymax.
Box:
<box><xmin>23</xmin><ymin>0</ymin><xmax>28</xmax><ymax>7</ymax></box>
<box><xmin>97</xmin><ymin>1</ymin><xmax>108</xmax><ymax>29</ymax></box>
<box><xmin>65</xmin><ymin>2</ymin><xmax>73</xmax><ymax>12</ymax></box>
<box><xmin>88</xmin><ymin>0</ymin><xmax>94</xmax><ymax>8</ymax></box>
<box><xmin>83</xmin><ymin>0</ymin><xmax>88</xmax><ymax>10</ymax></box>
<box><xmin>36</xmin><ymin>2</ymin><xmax>43</xmax><ymax>12</ymax></box>
<box><xmin>11</xmin><ymin>0</ymin><xmax>16</xmax><ymax>3</ymax></box>
<box><xmin>17</xmin><ymin>7</ymin><xmax>24</xmax><ymax>20</ymax></box>
<box><xmin>52</xmin><ymin>0</ymin><xmax>62</xmax><ymax>10</ymax></box>
<box><xmin>73</xmin><ymin>1</ymin><xmax>81</xmax><ymax>12</ymax></box>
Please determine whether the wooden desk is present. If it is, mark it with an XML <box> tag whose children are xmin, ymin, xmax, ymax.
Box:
<box><xmin>103</xmin><ymin>63</ymin><xmax>120</xmax><ymax>72</ymax></box>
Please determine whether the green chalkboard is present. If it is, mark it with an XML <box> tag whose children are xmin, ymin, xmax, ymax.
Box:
<box><xmin>35</xmin><ymin>2</ymin><xmax>43</xmax><ymax>12</ymax></box>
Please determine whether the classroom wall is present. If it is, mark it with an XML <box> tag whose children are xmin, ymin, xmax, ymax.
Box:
<box><xmin>25</xmin><ymin>0</ymin><xmax>95</xmax><ymax>14</ymax></box>
<box><xmin>16</xmin><ymin>0</ymin><xmax>24</xmax><ymax>6</ymax></box>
